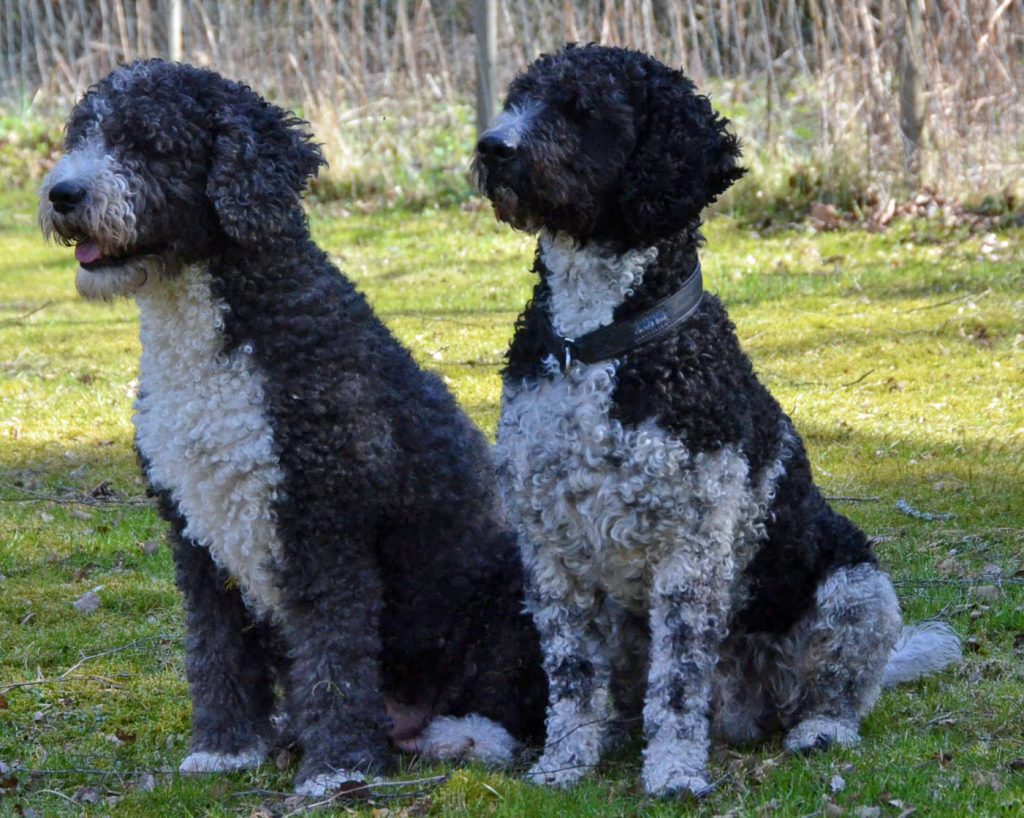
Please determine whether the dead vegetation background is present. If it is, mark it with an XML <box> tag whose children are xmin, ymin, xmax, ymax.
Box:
<box><xmin>1</xmin><ymin>0</ymin><xmax>1022</xmax><ymax>212</ymax></box>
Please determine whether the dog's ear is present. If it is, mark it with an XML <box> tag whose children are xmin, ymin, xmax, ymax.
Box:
<box><xmin>618</xmin><ymin>69</ymin><xmax>745</xmax><ymax>241</ymax></box>
<box><xmin>207</xmin><ymin>88</ymin><xmax>325</xmax><ymax>246</ymax></box>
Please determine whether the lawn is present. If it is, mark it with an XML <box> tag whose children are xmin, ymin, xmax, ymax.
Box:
<box><xmin>0</xmin><ymin>183</ymin><xmax>1022</xmax><ymax>817</ymax></box>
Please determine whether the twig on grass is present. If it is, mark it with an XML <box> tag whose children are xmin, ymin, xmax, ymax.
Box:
<box><xmin>0</xmin><ymin>300</ymin><xmax>54</xmax><ymax>326</ymax></box>
<box><xmin>279</xmin><ymin>774</ymin><xmax>450</xmax><ymax>816</ymax></box>
<box><xmin>901</xmin><ymin>288</ymin><xmax>991</xmax><ymax>314</ymax></box>
<box><xmin>13</xmin><ymin>767</ymin><xmax>176</xmax><ymax>778</ymax></box>
<box><xmin>893</xmin><ymin>577</ymin><xmax>1024</xmax><ymax>588</ymax></box>
<box><xmin>0</xmin><ymin>481</ymin><xmax>154</xmax><ymax>508</ymax></box>
<box><xmin>895</xmin><ymin>499</ymin><xmax>955</xmax><ymax>521</ymax></box>
<box><xmin>36</xmin><ymin>788</ymin><xmax>78</xmax><ymax>803</ymax></box>
<box><xmin>825</xmin><ymin>495</ymin><xmax>881</xmax><ymax>503</ymax></box>
<box><xmin>840</xmin><ymin>368</ymin><xmax>876</xmax><ymax>388</ymax></box>
<box><xmin>0</xmin><ymin>634</ymin><xmax>167</xmax><ymax>694</ymax></box>
<box><xmin>0</xmin><ymin>674</ymin><xmax>129</xmax><ymax>692</ymax></box>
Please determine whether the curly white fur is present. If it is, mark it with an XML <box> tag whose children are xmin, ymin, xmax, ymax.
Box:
<box><xmin>135</xmin><ymin>265</ymin><xmax>285</xmax><ymax>617</ymax></box>
<box><xmin>394</xmin><ymin>715</ymin><xmax>519</xmax><ymax>765</ymax></box>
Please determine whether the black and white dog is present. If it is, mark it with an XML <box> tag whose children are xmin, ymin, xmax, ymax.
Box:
<box><xmin>473</xmin><ymin>44</ymin><xmax>960</xmax><ymax>797</ymax></box>
<box><xmin>39</xmin><ymin>60</ymin><xmax>546</xmax><ymax>795</ymax></box>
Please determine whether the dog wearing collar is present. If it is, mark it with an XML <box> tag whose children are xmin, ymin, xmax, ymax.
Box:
<box><xmin>473</xmin><ymin>44</ymin><xmax>961</xmax><ymax>797</ymax></box>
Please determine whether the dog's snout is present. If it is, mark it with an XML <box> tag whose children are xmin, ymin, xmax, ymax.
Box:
<box><xmin>477</xmin><ymin>133</ymin><xmax>516</xmax><ymax>162</ymax></box>
<box><xmin>49</xmin><ymin>180</ymin><xmax>88</xmax><ymax>214</ymax></box>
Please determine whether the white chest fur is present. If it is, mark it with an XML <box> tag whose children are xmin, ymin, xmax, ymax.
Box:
<box><xmin>134</xmin><ymin>266</ymin><xmax>284</xmax><ymax>617</ymax></box>
<box><xmin>495</xmin><ymin>234</ymin><xmax>773</xmax><ymax>610</ymax></box>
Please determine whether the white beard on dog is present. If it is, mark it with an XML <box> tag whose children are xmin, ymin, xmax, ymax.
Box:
<box><xmin>134</xmin><ymin>265</ymin><xmax>284</xmax><ymax>617</ymax></box>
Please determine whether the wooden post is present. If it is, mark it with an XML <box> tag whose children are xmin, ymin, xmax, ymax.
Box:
<box><xmin>169</xmin><ymin>0</ymin><xmax>183</xmax><ymax>61</ymax></box>
<box><xmin>474</xmin><ymin>0</ymin><xmax>497</xmax><ymax>136</ymax></box>
<box><xmin>897</xmin><ymin>0</ymin><xmax>926</xmax><ymax>184</ymax></box>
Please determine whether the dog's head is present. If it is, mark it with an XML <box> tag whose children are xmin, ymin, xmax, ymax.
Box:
<box><xmin>472</xmin><ymin>44</ymin><xmax>745</xmax><ymax>246</ymax></box>
<box><xmin>39</xmin><ymin>60</ymin><xmax>324</xmax><ymax>299</ymax></box>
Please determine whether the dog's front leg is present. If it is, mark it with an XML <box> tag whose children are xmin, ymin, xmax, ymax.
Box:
<box><xmin>642</xmin><ymin>548</ymin><xmax>731</xmax><ymax>798</ymax></box>
<box><xmin>526</xmin><ymin>579</ymin><xmax>613</xmax><ymax>788</ymax></box>
<box><xmin>279</xmin><ymin>541</ymin><xmax>392</xmax><ymax>796</ymax></box>
<box><xmin>170</xmin><ymin>524</ymin><xmax>276</xmax><ymax>774</ymax></box>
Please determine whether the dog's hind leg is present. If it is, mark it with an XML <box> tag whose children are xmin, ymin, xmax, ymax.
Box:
<box><xmin>170</xmin><ymin>525</ymin><xmax>275</xmax><ymax>774</ymax></box>
<box><xmin>782</xmin><ymin>563</ymin><xmax>902</xmax><ymax>753</ymax></box>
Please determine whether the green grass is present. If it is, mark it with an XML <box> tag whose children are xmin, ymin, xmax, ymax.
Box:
<box><xmin>1</xmin><ymin>183</ymin><xmax>1022</xmax><ymax>817</ymax></box>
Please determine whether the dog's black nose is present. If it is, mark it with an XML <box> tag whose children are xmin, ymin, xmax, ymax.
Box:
<box><xmin>477</xmin><ymin>134</ymin><xmax>516</xmax><ymax>162</ymax></box>
<box><xmin>49</xmin><ymin>181</ymin><xmax>88</xmax><ymax>214</ymax></box>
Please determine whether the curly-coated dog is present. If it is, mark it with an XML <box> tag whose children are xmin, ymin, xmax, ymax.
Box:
<box><xmin>39</xmin><ymin>60</ymin><xmax>546</xmax><ymax>795</ymax></box>
<box><xmin>472</xmin><ymin>44</ymin><xmax>961</xmax><ymax>797</ymax></box>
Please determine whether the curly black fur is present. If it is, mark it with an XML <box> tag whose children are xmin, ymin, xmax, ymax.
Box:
<box><xmin>45</xmin><ymin>60</ymin><xmax>545</xmax><ymax>789</ymax></box>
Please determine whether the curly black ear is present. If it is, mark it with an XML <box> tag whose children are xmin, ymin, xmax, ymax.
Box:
<box><xmin>207</xmin><ymin>86</ymin><xmax>325</xmax><ymax>246</ymax></box>
<box><xmin>619</xmin><ymin>68</ymin><xmax>745</xmax><ymax>242</ymax></box>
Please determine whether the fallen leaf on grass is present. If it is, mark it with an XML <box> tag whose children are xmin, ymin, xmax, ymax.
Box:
<box><xmin>888</xmin><ymin>799</ymin><xmax>916</xmax><ymax>817</ymax></box>
<box><xmin>811</xmin><ymin>202</ymin><xmax>842</xmax><ymax>230</ymax></box>
<box><xmin>972</xmin><ymin>585</ymin><xmax>1001</xmax><ymax>603</ymax></box>
<box><xmin>139</xmin><ymin>539</ymin><xmax>161</xmax><ymax>556</ymax></box>
<box><xmin>973</xmin><ymin>771</ymin><xmax>1004</xmax><ymax>791</ymax></box>
<box><xmin>825</xmin><ymin>802</ymin><xmax>844</xmax><ymax>817</ymax></box>
<box><xmin>135</xmin><ymin>773</ymin><xmax>155</xmax><ymax>793</ymax></box>
<box><xmin>853</xmin><ymin>807</ymin><xmax>880</xmax><ymax>818</ymax></box>
<box><xmin>72</xmin><ymin>589</ymin><xmax>101</xmax><ymax>614</ymax></box>
<box><xmin>830</xmin><ymin>774</ymin><xmax>846</xmax><ymax>793</ymax></box>
<box><xmin>72</xmin><ymin>785</ymin><xmax>101</xmax><ymax>803</ymax></box>
<box><xmin>275</xmin><ymin>747</ymin><xmax>294</xmax><ymax>771</ymax></box>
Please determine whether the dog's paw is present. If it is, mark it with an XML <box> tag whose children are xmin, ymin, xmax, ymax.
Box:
<box><xmin>179</xmin><ymin>744</ymin><xmax>266</xmax><ymax>774</ymax></box>
<box><xmin>525</xmin><ymin>755</ymin><xmax>588</xmax><ymax>788</ymax></box>
<box><xmin>294</xmin><ymin>770</ymin><xmax>370</xmax><ymax>798</ymax></box>
<box><xmin>645</xmin><ymin>773</ymin><xmax>714</xmax><ymax>799</ymax></box>
<box><xmin>642</xmin><ymin>754</ymin><xmax>714</xmax><ymax>799</ymax></box>
<box><xmin>784</xmin><ymin>717</ymin><xmax>860</xmax><ymax>754</ymax></box>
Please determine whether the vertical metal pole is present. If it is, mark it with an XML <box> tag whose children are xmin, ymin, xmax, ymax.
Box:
<box><xmin>474</xmin><ymin>0</ymin><xmax>497</xmax><ymax>136</ymax></box>
<box><xmin>169</xmin><ymin>0</ymin><xmax>183</xmax><ymax>61</ymax></box>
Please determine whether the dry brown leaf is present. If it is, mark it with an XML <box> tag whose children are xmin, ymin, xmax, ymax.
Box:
<box><xmin>72</xmin><ymin>589</ymin><xmax>101</xmax><ymax>614</ymax></box>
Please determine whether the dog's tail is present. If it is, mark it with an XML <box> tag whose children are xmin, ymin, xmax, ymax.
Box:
<box><xmin>881</xmin><ymin>621</ymin><xmax>962</xmax><ymax>687</ymax></box>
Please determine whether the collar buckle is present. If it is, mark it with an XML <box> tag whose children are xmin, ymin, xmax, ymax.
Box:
<box><xmin>561</xmin><ymin>337</ymin><xmax>575</xmax><ymax>372</ymax></box>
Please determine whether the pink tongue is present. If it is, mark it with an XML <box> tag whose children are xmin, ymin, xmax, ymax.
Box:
<box><xmin>75</xmin><ymin>241</ymin><xmax>102</xmax><ymax>265</ymax></box>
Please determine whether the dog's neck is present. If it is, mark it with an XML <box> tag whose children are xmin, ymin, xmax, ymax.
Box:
<box><xmin>539</xmin><ymin>230</ymin><xmax>659</xmax><ymax>339</ymax></box>
<box><xmin>135</xmin><ymin>263</ymin><xmax>224</xmax><ymax>358</ymax></box>
<box><xmin>538</xmin><ymin>228</ymin><xmax>704</xmax><ymax>339</ymax></box>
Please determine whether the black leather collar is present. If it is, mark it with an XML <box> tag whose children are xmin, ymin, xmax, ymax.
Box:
<box><xmin>538</xmin><ymin>260</ymin><xmax>704</xmax><ymax>373</ymax></box>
